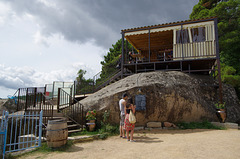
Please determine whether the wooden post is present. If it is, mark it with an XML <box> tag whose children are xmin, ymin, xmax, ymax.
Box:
<box><xmin>57</xmin><ymin>88</ymin><xmax>61</xmax><ymax>112</ymax></box>
<box><xmin>148</xmin><ymin>29</ymin><xmax>151</xmax><ymax>62</ymax></box>
<box><xmin>17</xmin><ymin>88</ymin><xmax>20</xmax><ymax>111</ymax></box>
<box><xmin>25</xmin><ymin>88</ymin><xmax>28</xmax><ymax>111</ymax></box>
<box><xmin>121</xmin><ymin>33</ymin><xmax>125</xmax><ymax>78</ymax></box>
<box><xmin>33</xmin><ymin>87</ymin><xmax>37</xmax><ymax>108</ymax></box>
<box><xmin>181</xmin><ymin>24</ymin><xmax>184</xmax><ymax>60</ymax></box>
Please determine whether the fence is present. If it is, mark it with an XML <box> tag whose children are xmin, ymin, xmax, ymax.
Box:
<box><xmin>0</xmin><ymin>110</ymin><xmax>43</xmax><ymax>158</ymax></box>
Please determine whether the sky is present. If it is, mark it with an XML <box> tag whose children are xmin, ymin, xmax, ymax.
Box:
<box><xmin>0</xmin><ymin>0</ymin><xmax>199</xmax><ymax>98</ymax></box>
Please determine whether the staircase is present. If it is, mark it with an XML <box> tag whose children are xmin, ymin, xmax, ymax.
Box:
<box><xmin>10</xmin><ymin>87</ymin><xmax>84</xmax><ymax>136</ymax></box>
<box><xmin>6</xmin><ymin>70</ymin><xmax>123</xmax><ymax>136</ymax></box>
<box><xmin>42</xmin><ymin>109</ymin><xmax>82</xmax><ymax>135</ymax></box>
<box><xmin>77</xmin><ymin>69</ymin><xmax>122</xmax><ymax>97</ymax></box>
<box><xmin>95</xmin><ymin>70</ymin><xmax>122</xmax><ymax>91</ymax></box>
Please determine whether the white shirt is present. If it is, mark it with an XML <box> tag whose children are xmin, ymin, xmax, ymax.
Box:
<box><xmin>119</xmin><ymin>99</ymin><xmax>125</xmax><ymax>115</ymax></box>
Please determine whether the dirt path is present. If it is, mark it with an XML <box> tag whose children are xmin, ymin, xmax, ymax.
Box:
<box><xmin>19</xmin><ymin>129</ymin><xmax>240</xmax><ymax>159</ymax></box>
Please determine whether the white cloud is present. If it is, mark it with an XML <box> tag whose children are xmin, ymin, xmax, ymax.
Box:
<box><xmin>0</xmin><ymin>63</ymin><xmax>97</xmax><ymax>97</ymax></box>
<box><xmin>33</xmin><ymin>31</ymin><xmax>50</xmax><ymax>47</ymax></box>
<box><xmin>0</xmin><ymin>0</ymin><xmax>199</xmax><ymax>98</ymax></box>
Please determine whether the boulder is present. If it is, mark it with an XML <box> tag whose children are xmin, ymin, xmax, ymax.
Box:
<box><xmin>80</xmin><ymin>71</ymin><xmax>240</xmax><ymax>126</ymax></box>
<box><xmin>147</xmin><ymin>122</ymin><xmax>162</xmax><ymax>128</ymax></box>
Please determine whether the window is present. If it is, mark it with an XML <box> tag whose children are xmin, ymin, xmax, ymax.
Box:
<box><xmin>176</xmin><ymin>29</ymin><xmax>190</xmax><ymax>44</ymax></box>
<box><xmin>191</xmin><ymin>27</ymin><xmax>205</xmax><ymax>42</ymax></box>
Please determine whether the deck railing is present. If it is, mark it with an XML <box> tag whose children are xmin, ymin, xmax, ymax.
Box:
<box><xmin>125</xmin><ymin>41</ymin><xmax>216</xmax><ymax>64</ymax></box>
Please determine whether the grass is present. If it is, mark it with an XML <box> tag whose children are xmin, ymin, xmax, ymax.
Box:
<box><xmin>177</xmin><ymin>121</ymin><xmax>226</xmax><ymax>130</ymax></box>
<box><xmin>8</xmin><ymin>141</ymin><xmax>74</xmax><ymax>159</ymax></box>
<box><xmin>35</xmin><ymin>140</ymin><xmax>74</xmax><ymax>153</ymax></box>
<box><xmin>69</xmin><ymin>129</ymin><xmax>99</xmax><ymax>137</ymax></box>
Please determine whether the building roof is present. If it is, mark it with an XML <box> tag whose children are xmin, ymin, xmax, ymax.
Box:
<box><xmin>121</xmin><ymin>17</ymin><xmax>217</xmax><ymax>33</ymax></box>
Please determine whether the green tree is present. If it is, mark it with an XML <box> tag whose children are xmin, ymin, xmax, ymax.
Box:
<box><xmin>190</xmin><ymin>0</ymin><xmax>240</xmax><ymax>99</ymax></box>
<box><xmin>99</xmin><ymin>39</ymin><xmax>135</xmax><ymax>81</ymax></box>
<box><xmin>76</xmin><ymin>69</ymin><xmax>94</xmax><ymax>95</ymax></box>
<box><xmin>190</xmin><ymin>0</ymin><xmax>240</xmax><ymax>73</ymax></box>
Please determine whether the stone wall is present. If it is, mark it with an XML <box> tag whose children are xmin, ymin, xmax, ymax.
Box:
<box><xmin>80</xmin><ymin>71</ymin><xmax>240</xmax><ymax>126</ymax></box>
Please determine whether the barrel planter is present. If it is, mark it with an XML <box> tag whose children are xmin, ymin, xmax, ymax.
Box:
<box><xmin>46</xmin><ymin>119</ymin><xmax>68</xmax><ymax>148</ymax></box>
<box><xmin>216</xmin><ymin>109</ymin><xmax>226</xmax><ymax>123</ymax></box>
<box><xmin>86</xmin><ymin>120</ymin><xmax>96</xmax><ymax>131</ymax></box>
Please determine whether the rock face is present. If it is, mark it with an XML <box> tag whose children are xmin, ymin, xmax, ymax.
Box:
<box><xmin>80</xmin><ymin>71</ymin><xmax>240</xmax><ymax>126</ymax></box>
<box><xmin>0</xmin><ymin>99</ymin><xmax>18</xmax><ymax>115</ymax></box>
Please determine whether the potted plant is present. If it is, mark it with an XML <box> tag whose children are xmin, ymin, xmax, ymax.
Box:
<box><xmin>86</xmin><ymin>110</ymin><xmax>96</xmax><ymax>131</ymax></box>
<box><xmin>215</xmin><ymin>102</ymin><xmax>226</xmax><ymax>123</ymax></box>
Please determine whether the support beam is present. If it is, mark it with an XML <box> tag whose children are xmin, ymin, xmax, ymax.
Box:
<box><xmin>148</xmin><ymin>29</ymin><xmax>151</xmax><ymax>62</ymax></box>
<box><xmin>121</xmin><ymin>33</ymin><xmax>125</xmax><ymax>79</ymax></box>
<box><xmin>180</xmin><ymin>61</ymin><xmax>183</xmax><ymax>71</ymax></box>
<box><xmin>126</xmin><ymin>39</ymin><xmax>128</xmax><ymax>63</ymax></box>
<box><xmin>188</xmin><ymin>63</ymin><xmax>191</xmax><ymax>74</ymax></box>
<box><xmin>181</xmin><ymin>24</ymin><xmax>184</xmax><ymax>60</ymax></box>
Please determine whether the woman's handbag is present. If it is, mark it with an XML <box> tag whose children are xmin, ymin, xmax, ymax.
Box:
<box><xmin>129</xmin><ymin>110</ymin><xmax>136</xmax><ymax>124</ymax></box>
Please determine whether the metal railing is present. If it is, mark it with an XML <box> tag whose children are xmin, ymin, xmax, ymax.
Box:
<box><xmin>125</xmin><ymin>41</ymin><xmax>216</xmax><ymax>64</ymax></box>
<box><xmin>94</xmin><ymin>70</ymin><xmax>122</xmax><ymax>91</ymax></box>
<box><xmin>9</xmin><ymin>87</ymin><xmax>53</xmax><ymax>125</ymax></box>
<box><xmin>1</xmin><ymin>110</ymin><xmax>43</xmax><ymax>158</ymax></box>
<box><xmin>58</xmin><ymin>88</ymin><xmax>84</xmax><ymax>129</ymax></box>
<box><xmin>75</xmin><ymin>69</ymin><xmax>122</xmax><ymax>95</ymax></box>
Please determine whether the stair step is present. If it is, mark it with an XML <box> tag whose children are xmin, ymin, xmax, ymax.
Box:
<box><xmin>67</xmin><ymin>120</ymin><xmax>74</xmax><ymax>125</ymax></box>
<box><xmin>68</xmin><ymin>129</ymin><xmax>82</xmax><ymax>135</ymax></box>
<box><xmin>68</xmin><ymin>124</ymin><xmax>80</xmax><ymax>130</ymax></box>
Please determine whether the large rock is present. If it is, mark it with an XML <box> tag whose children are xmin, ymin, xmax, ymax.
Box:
<box><xmin>80</xmin><ymin>71</ymin><xmax>240</xmax><ymax>126</ymax></box>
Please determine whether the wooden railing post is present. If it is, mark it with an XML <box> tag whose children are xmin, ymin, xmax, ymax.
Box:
<box><xmin>17</xmin><ymin>88</ymin><xmax>20</xmax><ymax>111</ymax></box>
<box><xmin>57</xmin><ymin>88</ymin><xmax>60</xmax><ymax>112</ymax></box>
<box><xmin>25</xmin><ymin>88</ymin><xmax>28</xmax><ymax>111</ymax></box>
<box><xmin>33</xmin><ymin>87</ymin><xmax>37</xmax><ymax>108</ymax></box>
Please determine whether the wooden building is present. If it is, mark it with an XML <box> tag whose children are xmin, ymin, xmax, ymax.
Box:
<box><xmin>121</xmin><ymin>17</ymin><xmax>223</xmax><ymax>102</ymax></box>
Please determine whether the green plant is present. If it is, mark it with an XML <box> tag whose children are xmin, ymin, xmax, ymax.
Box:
<box><xmin>86</xmin><ymin>110</ymin><xmax>97</xmax><ymax>120</ymax></box>
<box><xmin>215</xmin><ymin>102</ymin><xmax>225</xmax><ymax>109</ymax></box>
<box><xmin>98</xmin><ymin>110</ymin><xmax>119</xmax><ymax>139</ymax></box>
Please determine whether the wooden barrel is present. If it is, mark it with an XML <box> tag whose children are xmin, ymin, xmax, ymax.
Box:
<box><xmin>86</xmin><ymin>120</ymin><xmax>96</xmax><ymax>132</ymax></box>
<box><xmin>46</xmin><ymin>119</ymin><xmax>68</xmax><ymax>148</ymax></box>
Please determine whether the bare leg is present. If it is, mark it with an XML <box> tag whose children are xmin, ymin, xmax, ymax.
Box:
<box><xmin>119</xmin><ymin>125</ymin><xmax>122</xmax><ymax>136</ymax></box>
<box><xmin>126</xmin><ymin>130</ymin><xmax>130</xmax><ymax>140</ymax></box>
<box><xmin>120</xmin><ymin>126</ymin><xmax>125</xmax><ymax>137</ymax></box>
<box><xmin>122</xmin><ymin>126</ymin><xmax>125</xmax><ymax>137</ymax></box>
<box><xmin>130</xmin><ymin>129</ymin><xmax>134</xmax><ymax>140</ymax></box>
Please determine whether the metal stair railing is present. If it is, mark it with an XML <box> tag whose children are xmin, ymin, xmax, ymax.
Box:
<box><xmin>94</xmin><ymin>70</ymin><xmax>122</xmax><ymax>91</ymax></box>
<box><xmin>8</xmin><ymin>87</ymin><xmax>53</xmax><ymax>125</ymax></box>
<box><xmin>57</xmin><ymin>88</ymin><xmax>84</xmax><ymax>130</ymax></box>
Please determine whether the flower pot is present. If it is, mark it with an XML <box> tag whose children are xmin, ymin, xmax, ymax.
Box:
<box><xmin>216</xmin><ymin>109</ymin><xmax>226</xmax><ymax>123</ymax></box>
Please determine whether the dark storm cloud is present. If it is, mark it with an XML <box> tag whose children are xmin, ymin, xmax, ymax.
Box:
<box><xmin>3</xmin><ymin>0</ymin><xmax>198</xmax><ymax>49</ymax></box>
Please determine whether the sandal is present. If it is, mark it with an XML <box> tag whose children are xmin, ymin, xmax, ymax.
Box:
<box><xmin>122</xmin><ymin>136</ymin><xmax>127</xmax><ymax>139</ymax></box>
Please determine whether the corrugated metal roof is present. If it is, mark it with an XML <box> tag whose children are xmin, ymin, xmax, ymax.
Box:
<box><xmin>121</xmin><ymin>17</ymin><xmax>217</xmax><ymax>33</ymax></box>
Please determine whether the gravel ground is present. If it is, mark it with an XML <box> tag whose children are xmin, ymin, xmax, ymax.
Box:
<box><xmin>19</xmin><ymin>129</ymin><xmax>240</xmax><ymax>159</ymax></box>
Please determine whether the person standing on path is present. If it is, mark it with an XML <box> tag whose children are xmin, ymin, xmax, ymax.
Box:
<box><xmin>124</xmin><ymin>98</ymin><xmax>136</xmax><ymax>142</ymax></box>
<box><xmin>119</xmin><ymin>93</ymin><xmax>128</xmax><ymax>138</ymax></box>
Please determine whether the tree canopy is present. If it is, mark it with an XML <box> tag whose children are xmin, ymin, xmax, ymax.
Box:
<box><xmin>190</xmin><ymin>0</ymin><xmax>240</xmax><ymax>73</ymax></box>
<box><xmin>190</xmin><ymin>0</ymin><xmax>240</xmax><ymax>98</ymax></box>
<box><xmin>100</xmin><ymin>39</ymin><xmax>134</xmax><ymax>80</ymax></box>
